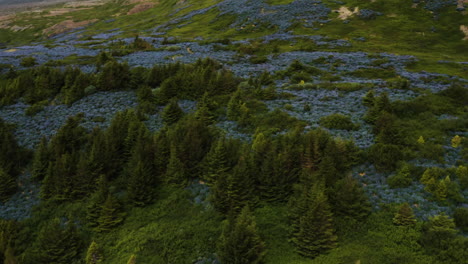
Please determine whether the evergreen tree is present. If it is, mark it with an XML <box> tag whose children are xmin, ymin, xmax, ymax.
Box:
<box><xmin>211</xmin><ymin>173</ymin><xmax>230</xmax><ymax>214</ymax></box>
<box><xmin>86</xmin><ymin>241</ymin><xmax>103</xmax><ymax>264</ymax></box>
<box><xmin>96</xmin><ymin>194</ymin><xmax>125</xmax><ymax>232</ymax></box>
<box><xmin>165</xmin><ymin>144</ymin><xmax>187</xmax><ymax>186</ymax></box>
<box><xmin>86</xmin><ymin>175</ymin><xmax>109</xmax><ymax>227</ymax></box>
<box><xmin>36</xmin><ymin>218</ymin><xmax>81</xmax><ymax>264</ymax></box>
<box><xmin>455</xmin><ymin>165</ymin><xmax>468</xmax><ymax>190</ymax></box>
<box><xmin>227</xmin><ymin>156</ymin><xmax>255</xmax><ymax>213</ymax></box>
<box><xmin>421</xmin><ymin>213</ymin><xmax>457</xmax><ymax>252</ymax></box>
<box><xmin>291</xmin><ymin>183</ymin><xmax>337</xmax><ymax>259</ymax></box>
<box><xmin>202</xmin><ymin>139</ymin><xmax>229</xmax><ymax>185</ymax></box>
<box><xmin>387</xmin><ymin>163</ymin><xmax>413</xmax><ymax>188</ymax></box>
<box><xmin>127</xmin><ymin>254</ymin><xmax>137</xmax><ymax>264</ymax></box>
<box><xmin>226</xmin><ymin>89</ymin><xmax>243</xmax><ymax>120</ymax></box>
<box><xmin>162</xmin><ymin>98</ymin><xmax>183</xmax><ymax>125</ymax></box>
<box><xmin>31</xmin><ymin>137</ymin><xmax>49</xmax><ymax>181</ymax></box>
<box><xmin>218</xmin><ymin>206</ymin><xmax>265</xmax><ymax>264</ymax></box>
<box><xmin>127</xmin><ymin>160</ymin><xmax>155</xmax><ymax>206</ymax></box>
<box><xmin>194</xmin><ymin>92</ymin><xmax>216</xmax><ymax>124</ymax></box>
<box><xmin>329</xmin><ymin>175</ymin><xmax>370</xmax><ymax>221</ymax></box>
<box><xmin>393</xmin><ymin>203</ymin><xmax>416</xmax><ymax>226</ymax></box>
<box><xmin>362</xmin><ymin>89</ymin><xmax>375</xmax><ymax>107</ymax></box>
<box><xmin>0</xmin><ymin>167</ymin><xmax>16</xmax><ymax>202</ymax></box>
<box><xmin>434</xmin><ymin>177</ymin><xmax>449</xmax><ymax>201</ymax></box>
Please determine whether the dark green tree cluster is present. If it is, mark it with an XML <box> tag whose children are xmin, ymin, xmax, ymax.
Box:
<box><xmin>0</xmin><ymin>119</ymin><xmax>30</xmax><ymax>202</ymax></box>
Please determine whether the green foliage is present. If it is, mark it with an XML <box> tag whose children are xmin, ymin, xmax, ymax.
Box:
<box><xmin>0</xmin><ymin>167</ymin><xmax>16</xmax><ymax>202</ymax></box>
<box><xmin>387</xmin><ymin>163</ymin><xmax>413</xmax><ymax>188</ymax></box>
<box><xmin>0</xmin><ymin>119</ymin><xmax>29</xmax><ymax>178</ymax></box>
<box><xmin>455</xmin><ymin>165</ymin><xmax>468</xmax><ymax>190</ymax></box>
<box><xmin>330</xmin><ymin>175</ymin><xmax>371</xmax><ymax>222</ymax></box>
<box><xmin>20</xmin><ymin>56</ymin><xmax>37</xmax><ymax>67</ymax></box>
<box><xmin>126</xmin><ymin>254</ymin><xmax>137</xmax><ymax>264</ymax></box>
<box><xmin>319</xmin><ymin>113</ymin><xmax>358</xmax><ymax>131</ymax></box>
<box><xmin>165</xmin><ymin>144</ymin><xmax>187</xmax><ymax>186</ymax></box>
<box><xmin>86</xmin><ymin>241</ymin><xmax>103</xmax><ymax>264</ymax></box>
<box><xmin>161</xmin><ymin>98</ymin><xmax>184</xmax><ymax>125</ymax></box>
<box><xmin>202</xmin><ymin>138</ymin><xmax>230</xmax><ymax>185</ymax></box>
<box><xmin>453</xmin><ymin>207</ymin><xmax>468</xmax><ymax>233</ymax></box>
<box><xmin>218</xmin><ymin>206</ymin><xmax>266</xmax><ymax>264</ymax></box>
<box><xmin>97</xmin><ymin>61</ymin><xmax>130</xmax><ymax>91</ymax></box>
<box><xmin>34</xmin><ymin>218</ymin><xmax>82</xmax><ymax>264</ymax></box>
<box><xmin>421</xmin><ymin>213</ymin><xmax>457</xmax><ymax>254</ymax></box>
<box><xmin>368</xmin><ymin>143</ymin><xmax>404</xmax><ymax>171</ymax></box>
<box><xmin>96</xmin><ymin>194</ymin><xmax>125</xmax><ymax>233</ymax></box>
<box><xmin>362</xmin><ymin>89</ymin><xmax>375</xmax><ymax>107</ymax></box>
<box><xmin>290</xmin><ymin>183</ymin><xmax>337</xmax><ymax>259</ymax></box>
<box><xmin>393</xmin><ymin>203</ymin><xmax>416</xmax><ymax>226</ymax></box>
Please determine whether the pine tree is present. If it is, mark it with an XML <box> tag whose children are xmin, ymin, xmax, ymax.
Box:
<box><xmin>291</xmin><ymin>183</ymin><xmax>337</xmax><ymax>259</ymax></box>
<box><xmin>127</xmin><ymin>160</ymin><xmax>155</xmax><ymax>206</ymax></box>
<box><xmin>31</xmin><ymin>136</ymin><xmax>49</xmax><ymax>181</ymax></box>
<box><xmin>218</xmin><ymin>206</ymin><xmax>265</xmax><ymax>264</ymax></box>
<box><xmin>393</xmin><ymin>203</ymin><xmax>416</xmax><ymax>226</ymax></box>
<box><xmin>211</xmin><ymin>173</ymin><xmax>230</xmax><ymax>215</ymax></box>
<box><xmin>96</xmin><ymin>194</ymin><xmax>125</xmax><ymax>232</ymax></box>
<box><xmin>86</xmin><ymin>241</ymin><xmax>103</xmax><ymax>264</ymax></box>
<box><xmin>226</xmin><ymin>89</ymin><xmax>243</xmax><ymax>120</ymax></box>
<box><xmin>330</xmin><ymin>175</ymin><xmax>370</xmax><ymax>221</ymax></box>
<box><xmin>86</xmin><ymin>175</ymin><xmax>109</xmax><ymax>227</ymax></box>
<box><xmin>362</xmin><ymin>89</ymin><xmax>375</xmax><ymax>107</ymax></box>
<box><xmin>421</xmin><ymin>213</ymin><xmax>457</xmax><ymax>252</ymax></box>
<box><xmin>227</xmin><ymin>156</ymin><xmax>255</xmax><ymax>213</ymax></box>
<box><xmin>456</xmin><ymin>165</ymin><xmax>468</xmax><ymax>190</ymax></box>
<box><xmin>165</xmin><ymin>144</ymin><xmax>187</xmax><ymax>186</ymax></box>
<box><xmin>127</xmin><ymin>254</ymin><xmax>137</xmax><ymax>264</ymax></box>
<box><xmin>162</xmin><ymin>98</ymin><xmax>183</xmax><ymax>125</ymax></box>
<box><xmin>202</xmin><ymin>139</ymin><xmax>229</xmax><ymax>185</ymax></box>
<box><xmin>387</xmin><ymin>163</ymin><xmax>413</xmax><ymax>188</ymax></box>
<box><xmin>0</xmin><ymin>167</ymin><xmax>16</xmax><ymax>202</ymax></box>
<box><xmin>36</xmin><ymin>218</ymin><xmax>81</xmax><ymax>264</ymax></box>
<box><xmin>434</xmin><ymin>176</ymin><xmax>450</xmax><ymax>201</ymax></box>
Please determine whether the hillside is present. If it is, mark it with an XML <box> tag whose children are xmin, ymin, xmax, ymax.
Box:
<box><xmin>0</xmin><ymin>0</ymin><xmax>467</xmax><ymax>263</ymax></box>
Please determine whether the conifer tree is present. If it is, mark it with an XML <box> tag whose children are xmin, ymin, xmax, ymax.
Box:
<box><xmin>0</xmin><ymin>167</ymin><xmax>16</xmax><ymax>202</ymax></box>
<box><xmin>330</xmin><ymin>175</ymin><xmax>370</xmax><ymax>221</ymax></box>
<box><xmin>202</xmin><ymin>139</ymin><xmax>229</xmax><ymax>185</ymax></box>
<box><xmin>227</xmin><ymin>156</ymin><xmax>255</xmax><ymax>213</ymax></box>
<box><xmin>211</xmin><ymin>172</ymin><xmax>230</xmax><ymax>214</ymax></box>
<box><xmin>195</xmin><ymin>92</ymin><xmax>215</xmax><ymax>124</ymax></box>
<box><xmin>31</xmin><ymin>136</ymin><xmax>49</xmax><ymax>181</ymax></box>
<box><xmin>362</xmin><ymin>89</ymin><xmax>375</xmax><ymax>107</ymax></box>
<box><xmin>127</xmin><ymin>160</ymin><xmax>155</xmax><ymax>206</ymax></box>
<box><xmin>291</xmin><ymin>183</ymin><xmax>337</xmax><ymax>259</ymax></box>
<box><xmin>455</xmin><ymin>165</ymin><xmax>468</xmax><ymax>190</ymax></box>
<box><xmin>227</xmin><ymin>89</ymin><xmax>243</xmax><ymax>120</ymax></box>
<box><xmin>97</xmin><ymin>194</ymin><xmax>125</xmax><ymax>232</ymax></box>
<box><xmin>86</xmin><ymin>241</ymin><xmax>103</xmax><ymax>264</ymax></box>
<box><xmin>165</xmin><ymin>144</ymin><xmax>187</xmax><ymax>186</ymax></box>
<box><xmin>36</xmin><ymin>218</ymin><xmax>81</xmax><ymax>264</ymax></box>
<box><xmin>86</xmin><ymin>175</ymin><xmax>108</xmax><ymax>227</ymax></box>
<box><xmin>393</xmin><ymin>203</ymin><xmax>416</xmax><ymax>226</ymax></box>
<box><xmin>387</xmin><ymin>163</ymin><xmax>413</xmax><ymax>188</ymax></box>
<box><xmin>218</xmin><ymin>206</ymin><xmax>265</xmax><ymax>264</ymax></box>
<box><xmin>162</xmin><ymin>98</ymin><xmax>183</xmax><ymax>125</ymax></box>
<box><xmin>421</xmin><ymin>213</ymin><xmax>457</xmax><ymax>252</ymax></box>
<box><xmin>127</xmin><ymin>254</ymin><xmax>137</xmax><ymax>264</ymax></box>
<box><xmin>434</xmin><ymin>177</ymin><xmax>449</xmax><ymax>201</ymax></box>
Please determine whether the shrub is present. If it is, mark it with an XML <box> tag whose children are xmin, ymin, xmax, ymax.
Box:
<box><xmin>319</xmin><ymin>113</ymin><xmax>358</xmax><ymax>131</ymax></box>
<box><xmin>20</xmin><ymin>56</ymin><xmax>37</xmax><ymax>67</ymax></box>
<box><xmin>387</xmin><ymin>163</ymin><xmax>413</xmax><ymax>188</ymax></box>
